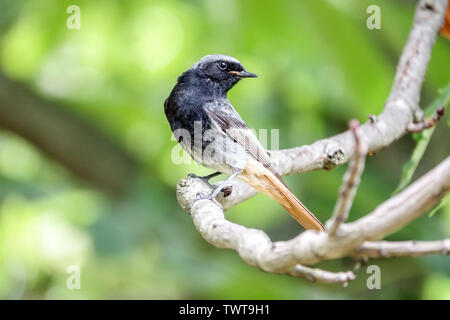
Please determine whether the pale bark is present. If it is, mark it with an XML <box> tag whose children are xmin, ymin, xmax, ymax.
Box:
<box><xmin>176</xmin><ymin>0</ymin><xmax>450</xmax><ymax>283</ymax></box>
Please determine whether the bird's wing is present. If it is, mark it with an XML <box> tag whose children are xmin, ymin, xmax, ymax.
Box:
<box><xmin>203</xmin><ymin>99</ymin><xmax>276</xmax><ymax>173</ymax></box>
<box><xmin>203</xmin><ymin>100</ymin><xmax>325</xmax><ymax>231</ymax></box>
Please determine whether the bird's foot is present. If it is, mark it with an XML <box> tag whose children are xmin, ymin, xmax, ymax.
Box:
<box><xmin>188</xmin><ymin>172</ymin><xmax>222</xmax><ymax>187</ymax></box>
<box><xmin>188</xmin><ymin>192</ymin><xmax>223</xmax><ymax>212</ymax></box>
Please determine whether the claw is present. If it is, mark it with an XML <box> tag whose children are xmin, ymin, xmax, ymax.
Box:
<box><xmin>187</xmin><ymin>174</ymin><xmax>213</xmax><ymax>191</ymax></box>
<box><xmin>188</xmin><ymin>172</ymin><xmax>222</xmax><ymax>185</ymax></box>
<box><xmin>188</xmin><ymin>192</ymin><xmax>223</xmax><ymax>211</ymax></box>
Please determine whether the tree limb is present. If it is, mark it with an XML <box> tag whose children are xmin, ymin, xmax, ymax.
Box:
<box><xmin>353</xmin><ymin>239</ymin><xmax>450</xmax><ymax>258</ymax></box>
<box><xmin>177</xmin><ymin>156</ymin><xmax>450</xmax><ymax>271</ymax></box>
<box><xmin>211</xmin><ymin>0</ymin><xmax>448</xmax><ymax>210</ymax></box>
<box><xmin>175</xmin><ymin>0</ymin><xmax>449</xmax><ymax>282</ymax></box>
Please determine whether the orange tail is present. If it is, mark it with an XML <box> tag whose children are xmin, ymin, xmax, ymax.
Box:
<box><xmin>239</xmin><ymin>160</ymin><xmax>325</xmax><ymax>231</ymax></box>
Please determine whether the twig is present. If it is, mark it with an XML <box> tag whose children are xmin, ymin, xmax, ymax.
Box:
<box><xmin>407</xmin><ymin>106</ymin><xmax>445</xmax><ymax>132</ymax></box>
<box><xmin>353</xmin><ymin>239</ymin><xmax>450</xmax><ymax>258</ymax></box>
<box><xmin>289</xmin><ymin>264</ymin><xmax>355</xmax><ymax>284</ymax></box>
<box><xmin>328</xmin><ymin>120</ymin><xmax>368</xmax><ymax>235</ymax></box>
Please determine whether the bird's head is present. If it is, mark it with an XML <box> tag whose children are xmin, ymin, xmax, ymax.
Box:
<box><xmin>187</xmin><ymin>54</ymin><xmax>257</xmax><ymax>95</ymax></box>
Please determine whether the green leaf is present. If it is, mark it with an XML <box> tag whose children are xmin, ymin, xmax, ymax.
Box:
<box><xmin>428</xmin><ymin>194</ymin><xmax>450</xmax><ymax>217</ymax></box>
<box><xmin>392</xmin><ymin>84</ymin><xmax>450</xmax><ymax>195</ymax></box>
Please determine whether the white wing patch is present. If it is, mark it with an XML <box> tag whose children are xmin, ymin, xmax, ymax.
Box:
<box><xmin>203</xmin><ymin>99</ymin><xmax>278</xmax><ymax>173</ymax></box>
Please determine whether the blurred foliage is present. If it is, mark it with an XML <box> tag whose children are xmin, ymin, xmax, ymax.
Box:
<box><xmin>393</xmin><ymin>84</ymin><xmax>450</xmax><ymax>195</ymax></box>
<box><xmin>0</xmin><ymin>0</ymin><xmax>449</xmax><ymax>299</ymax></box>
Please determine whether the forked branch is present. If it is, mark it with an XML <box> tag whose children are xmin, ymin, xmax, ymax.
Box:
<box><xmin>176</xmin><ymin>0</ymin><xmax>450</xmax><ymax>283</ymax></box>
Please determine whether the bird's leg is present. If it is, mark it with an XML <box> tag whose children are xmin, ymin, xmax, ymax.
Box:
<box><xmin>189</xmin><ymin>169</ymin><xmax>242</xmax><ymax>210</ymax></box>
<box><xmin>209</xmin><ymin>169</ymin><xmax>241</xmax><ymax>199</ymax></box>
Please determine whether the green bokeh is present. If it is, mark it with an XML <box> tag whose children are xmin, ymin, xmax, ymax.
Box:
<box><xmin>0</xmin><ymin>0</ymin><xmax>449</xmax><ymax>299</ymax></box>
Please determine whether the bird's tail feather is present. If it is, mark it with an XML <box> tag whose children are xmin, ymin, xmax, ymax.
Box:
<box><xmin>240</xmin><ymin>160</ymin><xmax>325</xmax><ymax>231</ymax></box>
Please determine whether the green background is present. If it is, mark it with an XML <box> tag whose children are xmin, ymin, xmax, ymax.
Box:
<box><xmin>0</xmin><ymin>0</ymin><xmax>449</xmax><ymax>299</ymax></box>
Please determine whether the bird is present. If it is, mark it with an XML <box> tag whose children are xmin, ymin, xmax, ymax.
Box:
<box><xmin>164</xmin><ymin>54</ymin><xmax>325</xmax><ymax>231</ymax></box>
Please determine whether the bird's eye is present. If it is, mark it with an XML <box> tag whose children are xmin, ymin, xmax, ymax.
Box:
<box><xmin>218</xmin><ymin>62</ymin><xmax>227</xmax><ymax>70</ymax></box>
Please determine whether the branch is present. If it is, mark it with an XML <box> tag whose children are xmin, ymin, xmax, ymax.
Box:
<box><xmin>328</xmin><ymin>120</ymin><xmax>368</xmax><ymax>235</ymax></box>
<box><xmin>176</xmin><ymin>0</ymin><xmax>449</xmax><ymax>282</ymax></box>
<box><xmin>288</xmin><ymin>265</ymin><xmax>355</xmax><ymax>285</ymax></box>
<box><xmin>178</xmin><ymin>156</ymin><xmax>450</xmax><ymax>271</ymax></box>
<box><xmin>353</xmin><ymin>239</ymin><xmax>450</xmax><ymax>258</ymax></box>
<box><xmin>348</xmin><ymin>156</ymin><xmax>450</xmax><ymax>241</ymax></box>
<box><xmin>211</xmin><ymin>0</ymin><xmax>448</xmax><ymax>210</ymax></box>
<box><xmin>406</xmin><ymin>106</ymin><xmax>445</xmax><ymax>132</ymax></box>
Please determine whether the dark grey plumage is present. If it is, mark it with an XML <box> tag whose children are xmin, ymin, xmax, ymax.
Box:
<box><xmin>164</xmin><ymin>54</ymin><xmax>325</xmax><ymax>231</ymax></box>
<box><xmin>164</xmin><ymin>54</ymin><xmax>260</xmax><ymax>174</ymax></box>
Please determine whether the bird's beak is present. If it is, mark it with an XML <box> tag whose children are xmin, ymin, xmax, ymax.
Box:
<box><xmin>229</xmin><ymin>70</ymin><xmax>258</xmax><ymax>78</ymax></box>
